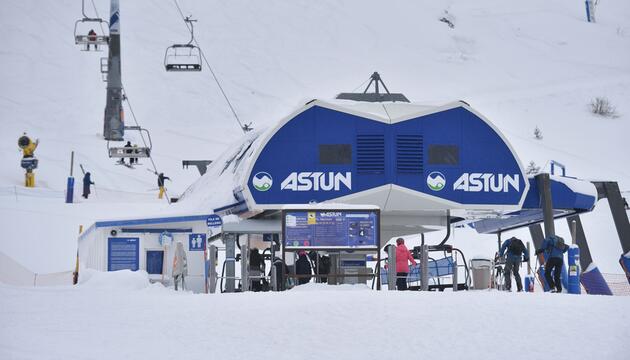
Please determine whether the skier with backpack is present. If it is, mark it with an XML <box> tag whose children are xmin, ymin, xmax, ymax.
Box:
<box><xmin>536</xmin><ymin>235</ymin><xmax>569</xmax><ymax>293</ymax></box>
<box><xmin>498</xmin><ymin>236</ymin><xmax>529</xmax><ymax>292</ymax></box>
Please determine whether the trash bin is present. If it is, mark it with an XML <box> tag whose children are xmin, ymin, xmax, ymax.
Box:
<box><xmin>470</xmin><ymin>257</ymin><xmax>492</xmax><ymax>290</ymax></box>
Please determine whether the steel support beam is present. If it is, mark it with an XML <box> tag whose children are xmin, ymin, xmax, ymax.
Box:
<box><xmin>536</xmin><ymin>173</ymin><xmax>555</xmax><ymax>238</ymax></box>
<box><xmin>566</xmin><ymin>215</ymin><xmax>593</xmax><ymax>269</ymax></box>
<box><xmin>528</xmin><ymin>223</ymin><xmax>545</xmax><ymax>250</ymax></box>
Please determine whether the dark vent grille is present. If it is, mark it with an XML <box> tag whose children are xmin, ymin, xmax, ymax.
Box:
<box><xmin>356</xmin><ymin>135</ymin><xmax>385</xmax><ymax>174</ymax></box>
<box><xmin>396</xmin><ymin>135</ymin><xmax>423</xmax><ymax>173</ymax></box>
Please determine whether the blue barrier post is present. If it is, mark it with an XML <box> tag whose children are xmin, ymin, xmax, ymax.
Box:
<box><xmin>581</xmin><ymin>264</ymin><xmax>613</xmax><ymax>295</ymax></box>
<box><xmin>524</xmin><ymin>275</ymin><xmax>535</xmax><ymax>292</ymax></box>
<box><xmin>561</xmin><ymin>262</ymin><xmax>569</xmax><ymax>290</ymax></box>
<box><xmin>621</xmin><ymin>252</ymin><xmax>630</xmax><ymax>285</ymax></box>
<box><xmin>65</xmin><ymin>151</ymin><xmax>75</xmax><ymax>204</ymax></box>
<box><xmin>567</xmin><ymin>245</ymin><xmax>581</xmax><ymax>294</ymax></box>
<box><xmin>65</xmin><ymin>176</ymin><xmax>74</xmax><ymax>203</ymax></box>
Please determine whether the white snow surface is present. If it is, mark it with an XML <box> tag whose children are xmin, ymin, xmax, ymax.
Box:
<box><xmin>1</xmin><ymin>1</ymin><xmax>630</xmax><ymax>358</ymax></box>
<box><xmin>1</xmin><ymin>0</ymin><xmax>630</xmax><ymax>274</ymax></box>
<box><xmin>1</xmin><ymin>271</ymin><xmax>629</xmax><ymax>360</ymax></box>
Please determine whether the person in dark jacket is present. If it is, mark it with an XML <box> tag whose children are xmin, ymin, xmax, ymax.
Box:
<box><xmin>82</xmin><ymin>172</ymin><xmax>94</xmax><ymax>199</ymax></box>
<box><xmin>499</xmin><ymin>237</ymin><xmax>529</xmax><ymax>292</ymax></box>
<box><xmin>249</xmin><ymin>248</ymin><xmax>264</xmax><ymax>292</ymax></box>
<box><xmin>308</xmin><ymin>250</ymin><xmax>331</xmax><ymax>283</ymax></box>
<box><xmin>87</xmin><ymin>29</ymin><xmax>97</xmax><ymax>50</ymax></box>
<box><xmin>124</xmin><ymin>141</ymin><xmax>133</xmax><ymax>165</ymax></box>
<box><xmin>157</xmin><ymin>173</ymin><xmax>170</xmax><ymax>199</ymax></box>
<box><xmin>295</xmin><ymin>250</ymin><xmax>312</xmax><ymax>285</ymax></box>
<box><xmin>269</xmin><ymin>257</ymin><xmax>290</xmax><ymax>291</ymax></box>
<box><xmin>536</xmin><ymin>235</ymin><xmax>569</xmax><ymax>293</ymax></box>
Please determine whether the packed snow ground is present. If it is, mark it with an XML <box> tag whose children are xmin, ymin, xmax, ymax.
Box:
<box><xmin>1</xmin><ymin>1</ymin><xmax>630</xmax><ymax>358</ymax></box>
<box><xmin>1</xmin><ymin>0</ymin><xmax>629</xmax><ymax>274</ymax></box>
<box><xmin>1</xmin><ymin>271</ymin><xmax>629</xmax><ymax>360</ymax></box>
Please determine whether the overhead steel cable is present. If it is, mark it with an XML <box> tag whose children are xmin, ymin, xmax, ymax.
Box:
<box><xmin>88</xmin><ymin>0</ymin><xmax>106</xmax><ymax>35</ymax></box>
<box><xmin>121</xmin><ymin>85</ymin><xmax>171</xmax><ymax>203</ymax></box>
<box><xmin>171</xmin><ymin>0</ymin><xmax>251</xmax><ymax>133</ymax></box>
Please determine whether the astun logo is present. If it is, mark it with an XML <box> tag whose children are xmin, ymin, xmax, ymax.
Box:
<box><xmin>453</xmin><ymin>173</ymin><xmax>520</xmax><ymax>192</ymax></box>
<box><xmin>427</xmin><ymin>171</ymin><xmax>446</xmax><ymax>191</ymax></box>
<box><xmin>281</xmin><ymin>172</ymin><xmax>352</xmax><ymax>191</ymax></box>
<box><xmin>252</xmin><ymin>172</ymin><xmax>273</xmax><ymax>191</ymax></box>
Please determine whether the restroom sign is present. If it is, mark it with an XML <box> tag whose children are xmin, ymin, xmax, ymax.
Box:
<box><xmin>189</xmin><ymin>233</ymin><xmax>206</xmax><ymax>251</ymax></box>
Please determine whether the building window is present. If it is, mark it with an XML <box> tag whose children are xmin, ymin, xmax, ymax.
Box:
<box><xmin>428</xmin><ymin>145</ymin><xmax>459</xmax><ymax>165</ymax></box>
<box><xmin>319</xmin><ymin>144</ymin><xmax>352</xmax><ymax>164</ymax></box>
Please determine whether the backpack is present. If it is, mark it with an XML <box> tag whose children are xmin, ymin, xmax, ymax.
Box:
<box><xmin>553</xmin><ymin>236</ymin><xmax>565</xmax><ymax>250</ymax></box>
<box><xmin>508</xmin><ymin>237</ymin><xmax>525</xmax><ymax>255</ymax></box>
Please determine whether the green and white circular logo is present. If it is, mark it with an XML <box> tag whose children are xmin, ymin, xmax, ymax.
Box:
<box><xmin>427</xmin><ymin>171</ymin><xmax>446</xmax><ymax>191</ymax></box>
<box><xmin>252</xmin><ymin>172</ymin><xmax>273</xmax><ymax>191</ymax></box>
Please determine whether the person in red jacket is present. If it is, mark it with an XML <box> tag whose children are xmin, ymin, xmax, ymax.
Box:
<box><xmin>395</xmin><ymin>238</ymin><xmax>416</xmax><ymax>290</ymax></box>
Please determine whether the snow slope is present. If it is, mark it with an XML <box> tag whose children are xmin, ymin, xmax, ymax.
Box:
<box><xmin>0</xmin><ymin>0</ymin><xmax>629</xmax><ymax>274</ymax></box>
<box><xmin>1</xmin><ymin>273</ymin><xmax>629</xmax><ymax>360</ymax></box>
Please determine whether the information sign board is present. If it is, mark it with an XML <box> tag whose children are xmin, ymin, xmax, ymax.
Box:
<box><xmin>108</xmin><ymin>237</ymin><xmax>139</xmax><ymax>271</ymax></box>
<box><xmin>283</xmin><ymin>209</ymin><xmax>379</xmax><ymax>249</ymax></box>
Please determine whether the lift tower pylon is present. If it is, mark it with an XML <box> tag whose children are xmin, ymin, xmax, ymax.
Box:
<box><xmin>103</xmin><ymin>0</ymin><xmax>124</xmax><ymax>141</ymax></box>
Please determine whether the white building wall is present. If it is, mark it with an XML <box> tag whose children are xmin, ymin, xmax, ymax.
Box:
<box><xmin>78</xmin><ymin>219</ymin><xmax>210</xmax><ymax>293</ymax></box>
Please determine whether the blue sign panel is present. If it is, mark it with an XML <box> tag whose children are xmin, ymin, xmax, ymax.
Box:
<box><xmin>248</xmin><ymin>105</ymin><xmax>526</xmax><ymax>207</ymax></box>
<box><xmin>189</xmin><ymin>233</ymin><xmax>206</xmax><ymax>251</ymax></box>
<box><xmin>283</xmin><ymin>210</ymin><xmax>379</xmax><ymax>249</ymax></box>
<box><xmin>206</xmin><ymin>215</ymin><xmax>222</xmax><ymax>228</ymax></box>
<box><xmin>107</xmin><ymin>237</ymin><xmax>139</xmax><ymax>271</ymax></box>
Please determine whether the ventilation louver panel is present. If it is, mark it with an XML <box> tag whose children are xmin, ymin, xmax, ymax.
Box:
<box><xmin>356</xmin><ymin>134</ymin><xmax>385</xmax><ymax>174</ymax></box>
<box><xmin>396</xmin><ymin>135</ymin><xmax>423</xmax><ymax>174</ymax></box>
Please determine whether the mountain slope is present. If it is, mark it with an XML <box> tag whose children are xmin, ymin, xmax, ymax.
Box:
<box><xmin>0</xmin><ymin>0</ymin><xmax>629</xmax><ymax>273</ymax></box>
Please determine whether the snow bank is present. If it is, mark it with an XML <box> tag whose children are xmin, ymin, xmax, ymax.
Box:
<box><xmin>0</xmin><ymin>251</ymin><xmax>72</xmax><ymax>287</ymax></box>
<box><xmin>289</xmin><ymin>283</ymin><xmax>371</xmax><ymax>292</ymax></box>
<box><xmin>78</xmin><ymin>269</ymin><xmax>151</xmax><ymax>291</ymax></box>
<box><xmin>1</xmin><ymin>285</ymin><xmax>629</xmax><ymax>360</ymax></box>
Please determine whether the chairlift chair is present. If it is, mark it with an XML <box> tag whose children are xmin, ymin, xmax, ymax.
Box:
<box><xmin>74</xmin><ymin>0</ymin><xmax>109</xmax><ymax>51</ymax></box>
<box><xmin>164</xmin><ymin>44</ymin><xmax>202</xmax><ymax>71</ymax></box>
<box><xmin>164</xmin><ymin>16</ymin><xmax>202</xmax><ymax>72</ymax></box>
<box><xmin>107</xmin><ymin>126</ymin><xmax>152</xmax><ymax>159</ymax></box>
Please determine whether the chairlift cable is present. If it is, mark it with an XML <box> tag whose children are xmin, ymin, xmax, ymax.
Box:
<box><xmin>350</xmin><ymin>76</ymin><xmax>371</xmax><ymax>93</ymax></box>
<box><xmin>171</xmin><ymin>0</ymin><xmax>250</xmax><ymax>134</ymax></box>
<box><xmin>88</xmin><ymin>0</ymin><xmax>106</xmax><ymax>35</ymax></box>
<box><xmin>121</xmin><ymin>85</ymin><xmax>171</xmax><ymax>203</ymax></box>
<box><xmin>120</xmin><ymin>86</ymin><xmax>158</xmax><ymax>175</ymax></box>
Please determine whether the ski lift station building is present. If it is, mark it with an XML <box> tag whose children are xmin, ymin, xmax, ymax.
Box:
<box><xmin>78</xmin><ymin>214</ymin><xmax>218</xmax><ymax>292</ymax></box>
<box><xmin>182</xmin><ymin>97</ymin><xmax>597</xmax><ymax>238</ymax></box>
<box><xmin>78</xmin><ymin>91</ymin><xmax>629</xmax><ymax>292</ymax></box>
